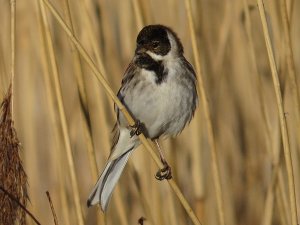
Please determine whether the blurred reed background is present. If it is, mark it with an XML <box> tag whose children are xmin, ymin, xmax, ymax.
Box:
<box><xmin>0</xmin><ymin>0</ymin><xmax>299</xmax><ymax>224</ymax></box>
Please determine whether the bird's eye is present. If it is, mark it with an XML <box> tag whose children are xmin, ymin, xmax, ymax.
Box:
<box><xmin>152</xmin><ymin>41</ymin><xmax>159</xmax><ymax>48</ymax></box>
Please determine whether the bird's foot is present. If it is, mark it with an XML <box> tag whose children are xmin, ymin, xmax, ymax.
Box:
<box><xmin>138</xmin><ymin>217</ymin><xmax>146</xmax><ymax>225</ymax></box>
<box><xmin>129</xmin><ymin>120</ymin><xmax>145</xmax><ymax>137</ymax></box>
<box><xmin>155</xmin><ymin>163</ymin><xmax>172</xmax><ymax>180</ymax></box>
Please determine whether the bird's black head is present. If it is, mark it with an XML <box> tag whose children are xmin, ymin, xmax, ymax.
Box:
<box><xmin>135</xmin><ymin>25</ymin><xmax>183</xmax><ymax>57</ymax></box>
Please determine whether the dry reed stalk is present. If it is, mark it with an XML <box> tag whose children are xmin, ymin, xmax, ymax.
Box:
<box><xmin>61</xmin><ymin>0</ymin><xmax>88</xmax><ymax>108</ymax></box>
<box><xmin>182</xmin><ymin>6</ymin><xmax>206</xmax><ymax>215</ymax></box>
<box><xmin>188</xmin><ymin>69</ymin><xmax>205</xmax><ymax>224</ymax></box>
<box><xmin>214</xmin><ymin>0</ymin><xmax>232</xmax><ymax>75</ymax></box>
<box><xmin>276</xmin><ymin>182</ymin><xmax>290</xmax><ymax>225</ymax></box>
<box><xmin>184</xmin><ymin>0</ymin><xmax>226</xmax><ymax>225</ymax></box>
<box><xmin>76</xmin><ymin>0</ymin><xmax>114</xmax><ymax>124</ymax></box>
<box><xmin>243</xmin><ymin>4</ymin><xmax>292</xmax><ymax>224</ymax></box>
<box><xmin>77</xmin><ymin>0</ymin><xmax>113</xmax><ymax>151</ymax></box>
<box><xmin>166</xmin><ymin>185</ymin><xmax>180</xmax><ymax>225</ymax></box>
<box><xmin>57</xmin><ymin>170</ymin><xmax>72</xmax><ymax>225</ymax></box>
<box><xmin>98</xmin><ymin>7</ymin><xmax>123</xmax><ymax>89</ymax></box>
<box><xmin>35</xmin><ymin>3</ymin><xmax>72</xmax><ymax>223</ymax></box>
<box><xmin>130</xmin><ymin>150</ymin><xmax>160</xmax><ymax>225</ymax></box>
<box><xmin>46</xmin><ymin>191</ymin><xmax>59</xmax><ymax>225</ymax></box>
<box><xmin>275</xmin><ymin>131</ymin><xmax>290</xmax><ymax>225</ymax></box>
<box><xmin>256</xmin><ymin>1</ymin><xmax>299</xmax><ymax>225</ymax></box>
<box><xmin>241</xmin><ymin>2</ymin><xmax>288</xmax><ymax>225</ymax></box>
<box><xmin>78</xmin><ymin>0</ymin><xmax>129</xmax><ymax>202</ymax></box>
<box><xmin>190</xmin><ymin>113</ymin><xmax>205</xmax><ymax>209</ymax></box>
<box><xmin>260</xmin><ymin>101</ymin><xmax>289</xmax><ymax>222</ymax></box>
<box><xmin>0</xmin><ymin>186</ymin><xmax>40</xmax><ymax>225</ymax></box>
<box><xmin>279</xmin><ymin>0</ymin><xmax>300</xmax><ymax>148</ymax></box>
<box><xmin>10</xmin><ymin>0</ymin><xmax>15</xmax><ymax>114</ymax></box>
<box><xmin>60</xmin><ymin>0</ymin><xmax>101</xmax><ymax>204</ymax></box>
<box><xmin>259</xmin><ymin>128</ymin><xmax>287</xmax><ymax>225</ymax></box>
<box><xmin>38</xmin><ymin>2</ymin><xmax>85</xmax><ymax>225</ymax></box>
<box><xmin>261</xmin><ymin>163</ymin><xmax>280</xmax><ymax>225</ymax></box>
<box><xmin>39</xmin><ymin>0</ymin><xmax>202</xmax><ymax>224</ymax></box>
<box><xmin>0</xmin><ymin>1</ymin><xmax>28</xmax><ymax>224</ymax></box>
<box><xmin>128</xmin><ymin>166</ymin><xmax>156</xmax><ymax>225</ymax></box>
<box><xmin>242</xmin><ymin>0</ymin><xmax>273</xmax><ymax>152</ymax></box>
<box><xmin>285</xmin><ymin>0</ymin><xmax>295</xmax><ymax>21</ymax></box>
<box><xmin>109</xmin><ymin>186</ymin><xmax>129</xmax><ymax>225</ymax></box>
<box><xmin>74</xmin><ymin>1</ymin><xmax>131</xmax><ymax>224</ymax></box>
<box><xmin>0</xmin><ymin>85</ymin><xmax>28</xmax><ymax>225</ymax></box>
<box><xmin>280</xmin><ymin>0</ymin><xmax>300</xmax><ymax>108</ymax></box>
<box><xmin>79</xmin><ymin>0</ymin><xmax>107</xmax><ymax>77</ymax></box>
<box><xmin>9</xmin><ymin>2</ymin><xmax>40</xmax><ymax>219</ymax></box>
<box><xmin>131</xmin><ymin>0</ymin><xmax>144</xmax><ymax>30</ymax></box>
<box><xmin>149</xmin><ymin>160</ymin><xmax>162</xmax><ymax>225</ymax></box>
<box><xmin>0</xmin><ymin>44</ymin><xmax>8</xmax><ymax>94</ymax></box>
<box><xmin>278</xmin><ymin>169</ymin><xmax>292</xmax><ymax>225</ymax></box>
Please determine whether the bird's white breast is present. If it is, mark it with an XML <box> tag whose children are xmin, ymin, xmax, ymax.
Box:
<box><xmin>122</xmin><ymin>59</ymin><xmax>194</xmax><ymax>138</ymax></box>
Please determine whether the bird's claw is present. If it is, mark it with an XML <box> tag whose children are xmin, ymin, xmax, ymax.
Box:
<box><xmin>138</xmin><ymin>217</ymin><xmax>146</xmax><ymax>225</ymax></box>
<box><xmin>155</xmin><ymin>163</ymin><xmax>172</xmax><ymax>180</ymax></box>
<box><xmin>129</xmin><ymin>120</ymin><xmax>144</xmax><ymax>137</ymax></box>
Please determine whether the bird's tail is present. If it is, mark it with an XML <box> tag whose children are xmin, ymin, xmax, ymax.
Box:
<box><xmin>87</xmin><ymin>148</ymin><xmax>133</xmax><ymax>210</ymax></box>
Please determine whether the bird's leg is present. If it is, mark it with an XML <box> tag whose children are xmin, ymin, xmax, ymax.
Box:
<box><xmin>129</xmin><ymin>120</ymin><xmax>145</xmax><ymax>137</ymax></box>
<box><xmin>154</xmin><ymin>139</ymin><xmax>172</xmax><ymax>180</ymax></box>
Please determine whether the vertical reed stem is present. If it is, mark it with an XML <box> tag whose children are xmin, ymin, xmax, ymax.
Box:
<box><xmin>256</xmin><ymin>1</ymin><xmax>298</xmax><ymax>225</ymax></box>
<box><xmin>39</xmin><ymin>2</ymin><xmax>85</xmax><ymax>225</ymax></box>
<box><xmin>184</xmin><ymin>1</ymin><xmax>226</xmax><ymax>225</ymax></box>
<box><xmin>10</xmin><ymin>0</ymin><xmax>16</xmax><ymax>115</ymax></box>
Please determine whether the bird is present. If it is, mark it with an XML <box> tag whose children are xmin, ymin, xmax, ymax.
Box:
<box><xmin>87</xmin><ymin>24</ymin><xmax>198</xmax><ymax>211</ymax></box>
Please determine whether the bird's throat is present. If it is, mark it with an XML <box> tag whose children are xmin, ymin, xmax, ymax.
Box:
<box><xmin>135</xmin><ymin>53</ymin><xmax>167</xmax><ymax>84</ymax></box>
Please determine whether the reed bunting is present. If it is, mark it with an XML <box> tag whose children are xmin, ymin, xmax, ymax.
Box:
<box><xmin>87</xmin><ymin>24</ymin><xmax>198</xmax><ymax>210</ymax></box>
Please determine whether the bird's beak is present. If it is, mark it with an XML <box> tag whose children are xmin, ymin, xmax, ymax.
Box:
<box><xmin>135</xmin><ymin>45</ymin><xmax>147</xmax><ymax>55</ymax></box>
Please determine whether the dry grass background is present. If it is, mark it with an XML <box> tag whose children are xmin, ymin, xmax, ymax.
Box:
<box><xmin>0</xmin><ymin>0</ymin><xmax>299</xmax><ymax>224</ymax></box>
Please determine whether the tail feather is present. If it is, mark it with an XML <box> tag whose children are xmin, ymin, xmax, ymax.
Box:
<box><xmin>87</xmin><ymin>149</ymin><xmax>133</xmax><ymax>210</ymax></box>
